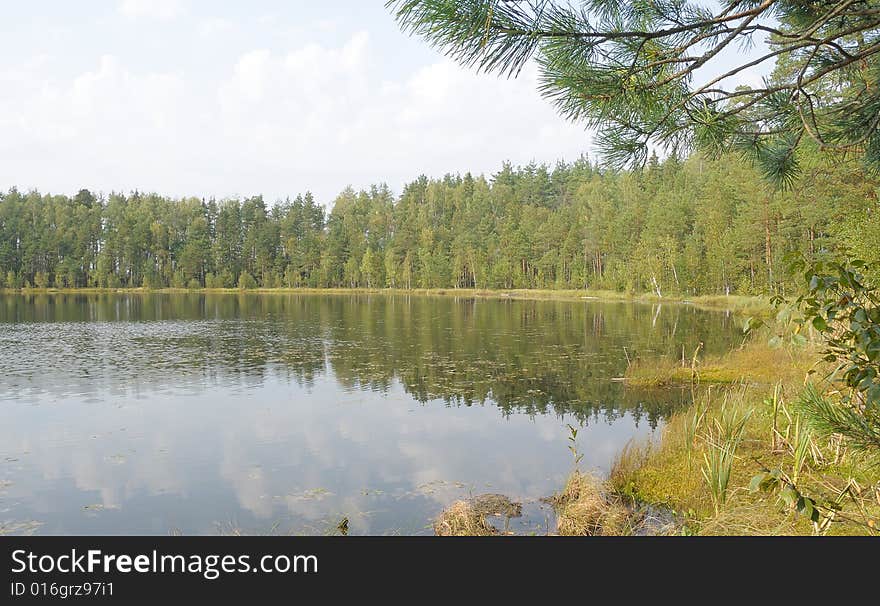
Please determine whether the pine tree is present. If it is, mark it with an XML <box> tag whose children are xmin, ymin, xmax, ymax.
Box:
<box><xmin>388</xmin><ymin>0</ymin><xmax>880</xmax><ymax>185</ymax></box>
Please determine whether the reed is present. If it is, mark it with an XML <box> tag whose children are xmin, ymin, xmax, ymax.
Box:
<box><xmin>701</xmin><ymin>398</ymin><xmax>752</xmax><ymax>515</ymax></box>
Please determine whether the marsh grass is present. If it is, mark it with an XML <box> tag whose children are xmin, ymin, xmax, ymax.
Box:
<box><xmin>767</xmin><ymin>383</ymin><xmax>784</xmax><ymax>452</ymax></box>
<box><xmin>684</xmin><ymin>402</ymin><xmax>708</xmax><ymax>465</ymax></box>
<box><xmin>608</xmin><ymin>335</ymin><xmax>880</xmax><ymax>535</ymax></box>
<box><xmin>609</xmin><ymin>440</ymin><xmax>652</xmax><ymax>499</ymax></box>
<box><xmin>433</xmin><ymin>500</ymin><xmax>498</xmax><ymax>536</ymax></box>
<box><xmin>698</xmin><ymin>393</ymin><xmax>752</xmax><ymax>514</ymax></box>
<box><xmin>624</xmin><ymin>338</ymin><xmax>815</xmax><ymax>387</ymax></box>
<box><xmin>790</xmin><ymin>414</ymin><xmax>816</xmax><ymax>486</ymax></box>
<box><xmin>551</xmin><ymin>472</ymin><xmax>635</xmax><ymax>536</ymax></box>
<box><xmin>701</xmin><ymin>442</ymin><xmax>737</xmax><ymax>515</ymax></box>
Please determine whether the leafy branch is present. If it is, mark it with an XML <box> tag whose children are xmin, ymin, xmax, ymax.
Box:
<box><xmin>389</xmin><ymin>0</ymin><xmax>880</xmax><ymax>186</ymax></box>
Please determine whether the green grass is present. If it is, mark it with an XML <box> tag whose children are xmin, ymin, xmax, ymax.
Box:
<box><xmin>624</xmin><ymin>339</ymin><xmax>816</xmax><ymax>387</ymax></box>
<box><xmin>608</xmin><ymin>340</ymin><xmax>880</xmax><ymax>536</ymax></box>
<box><xmin>700</xmin><ymin>399</ymin><xmax>751</xmax><ymax>514</ymax></box>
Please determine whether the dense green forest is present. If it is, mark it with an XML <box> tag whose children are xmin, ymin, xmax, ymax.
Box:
<box><xmin>1</xmin><ymin>150</ymin><xmax>878</xmax><ymax>295</ymax></box>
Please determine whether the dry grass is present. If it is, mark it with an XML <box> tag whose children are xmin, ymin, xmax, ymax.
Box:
<box><xmin>552</xmin><ymin>472</ymin><xmax>635</xmax><ymax>536</ymax></box>
<box><xmin>697</xmin><ymin>498</ymin><xmax>808</xmax><ymax>536</ymax></box>
<box><xmin>433</xmin><ymin>500</ymin><xmax>498</xmax><ymax>536</ymax></box>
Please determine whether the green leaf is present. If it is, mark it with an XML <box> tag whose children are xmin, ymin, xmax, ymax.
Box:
<box><xmin>749</xmin><ymin>473</ymin><xmax>766</xmax><ymax>492</ymax></box>
<box><xmin>797</xmin><ymin>497</ymin><xmax>820</xmax><ymax>523</ymax></box>
<box><xmin>780</xmin><ymin>485</ymin><xmax>798</xmax><ymax>508</ymax></box>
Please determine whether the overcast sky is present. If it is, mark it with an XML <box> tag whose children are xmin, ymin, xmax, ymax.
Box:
<box><xmin>0</xmin><ymin>1</ymin><xmax>769</xmax><ymax>206</ymax></box>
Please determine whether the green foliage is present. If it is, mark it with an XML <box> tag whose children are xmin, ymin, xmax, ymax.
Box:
<box><xmin>749</xmin><ymin>254</ymin><xmax>880</xmax><ymax>532</ymax></box>
<box><xmin>701</xmin><ymin>402</ymin><xmax>751</xmax><ymax>514</ymax></box>
<box><xmin>701</xmin><ymin>441</ymin><xmax>736</xmax><ymax>516</ymax></box>
<box><xmin>757</xmin><ymin>253</ymin><xmax>880</xmax><ymax>475</ymax></box>
<box><xmin>218</xmin><ymin>270</ymin><xmax>236</xmax><ymax>288</ymax></box>
<box><xmin>749</xmin><ymin>468</ymin><xmax>822</xmax><ymax>525</ymax></box>
<box><xmin>796</xmin><ymin>384</ymin><xmax>880</xmax><ymax>454</ymax></box>
<box><xmin>566</xmin><ymin>423</ymin><xmax>583</xmax><ymax>469</ymax></box>
<box><xmin>171</xmin><ymin>271</ymin><xmax>187</xmax><ymax>289</ymax></box>
<box><xmin>0</xmin><ymin>152</ymin><xmax>876</xmax><ymax>295</ymax></box>
<box><xmin>237</xmin><ymin>271</ymin><xmax>257</xmax><ymax>290</ymax></box>
<box><xmin>389</xmin><ymin>0</ymin><xmax>880</xmax><ymax>185</ymax></box>
<box><xmin>786</xmin><ymin>256</ymin><xmax>880</xmax><ymax>409</ymax></box>
<box><xmin>142</xmin><ymin>270</ymin><xmax>162</xmax><ymax>289</ymax></box>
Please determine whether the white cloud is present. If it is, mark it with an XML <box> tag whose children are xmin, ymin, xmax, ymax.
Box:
<box><xmin>0</xmin><ymin>53</ymin><xmax>190</xmax><ymax>188</ymax></box>
<box><xmin>11</xmin><ymin>54</ymin><xmax>186</xmax><ymax>142</ymax></box>
<box><xmin>119</xmin><ymin>0</ymin><xmax>186</xmax><ymax>20</ymax></box>
<box><xmin>197</xmin><ymin>17</ymin><xmax>235</xmax><ymax>38</ymax></box>
<box><xmin>210</xmin><ymin>31</ymin><xmax>590</xmax><ymax>200</ymax></box>
<box><xmin>0</xmin><ymin>30</ymin><xmax>592</xmax><ymax>204</ymax></box>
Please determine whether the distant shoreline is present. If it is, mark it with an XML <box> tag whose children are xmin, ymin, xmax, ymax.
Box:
<box><xmin>1</xmin><ymin>286</ymin><xmax>769</xmax><ymax>315</ymax></box>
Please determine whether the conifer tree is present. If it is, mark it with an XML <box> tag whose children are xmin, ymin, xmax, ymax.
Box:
<box><xmin>388</xmin><ymin>0</ymin><xmax>880</xmax><ymax>185</ymax></box>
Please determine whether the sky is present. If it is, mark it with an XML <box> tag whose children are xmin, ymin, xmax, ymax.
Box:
<box><xmin>0</xmin><ymin>1</ymin><xmax>770</xmax><ymax>206</ymax></box>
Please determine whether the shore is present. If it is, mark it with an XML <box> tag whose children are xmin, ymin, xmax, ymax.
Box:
<box><xmin>557</xmin><ymin>336</ymin><xmax>878</xmax><ymax>536</ymax></box>
<box><xmin>437</xmin><ymin>335</ymin><xmax>879</xmax><ymax>536</ymax></box>
<box><xmin>2</xmin><ymin>286</ymin><xmax>771</xmax><ymax>316</ymax></box>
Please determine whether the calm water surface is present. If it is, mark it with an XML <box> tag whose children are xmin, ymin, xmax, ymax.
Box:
<box><xmin>0</xmin><ymin>293</ymin><xmax>742</xmax><ymax>535</ymax></box>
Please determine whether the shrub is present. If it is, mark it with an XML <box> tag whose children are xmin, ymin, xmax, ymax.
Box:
<box><xmin>783</xmin><ymin>257</ymin><xmax>880</xmax><ymax>453</ymax></box>
<box><xmin>238</xmin><ymin>271</ymin><xmax>257</xmax><ymax>290</ymax></box>
<box><xmin>142</xmin><ymin>271</ymin><xmax>162</xmax><ymax>289</ymax></box>
<box><xmin>218</xmin><ymin>270</ymin><xmax>236</xmax><ymax>288</ymax></box>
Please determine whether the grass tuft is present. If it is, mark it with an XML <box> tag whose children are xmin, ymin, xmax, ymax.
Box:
<box><xmin>433</xmin><ymin>501</ymin><xmax>498</xmax><ymax>537</ymax></box>
<box><xmin>552</xmin><ymin>471</ymin><xmax>635</xmax><ymax>536</ymax></box>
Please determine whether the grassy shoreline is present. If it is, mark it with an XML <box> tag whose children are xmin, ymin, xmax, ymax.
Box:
<box><xmin>604</xmin><ymin>338</ymin><xmax>880</xmax><ymax>535</ymax></box>
<box><xmin>434</xmin><ymin>336</ymin><xmax>879</xmax><ymax>536</ymax></box>
<box><xmin>2</xmin><ymin>286</ymin><xmax>770</xmax><ymax>315</ymax></box>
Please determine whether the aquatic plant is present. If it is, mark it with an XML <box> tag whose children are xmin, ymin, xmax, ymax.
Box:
<box><xmin>701</xmin><ymin>399</ymin><xmax>751</xmax><ymax>515</ymax></box>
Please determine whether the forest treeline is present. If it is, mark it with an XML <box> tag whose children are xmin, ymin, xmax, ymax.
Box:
<box><xmin>1</xmin><ymin>150</ymin><xmax>878</xmax><ymax>295</ymax></box>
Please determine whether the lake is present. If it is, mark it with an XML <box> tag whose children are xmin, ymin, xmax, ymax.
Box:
<box><xmin>0</xmin><ymin>293</ymin><xmax>743</xmax><ymax>535</ymax></box>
